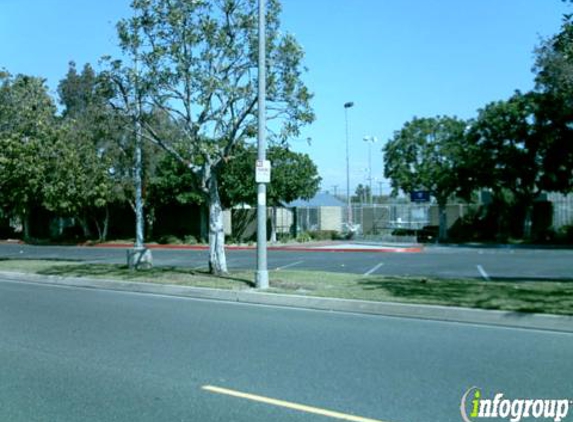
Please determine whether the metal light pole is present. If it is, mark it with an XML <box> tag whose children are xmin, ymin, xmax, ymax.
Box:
<box><xmin>255</xmin><ymin>0</ymin><xmax>269</xmax><ymax>289</ymax></box>
<box><xmin>363</xmin><ymin>136</ymin><xmax>378</xmax><ymax>205</ymax></box>
<box><xmin>344</xmin><ymin>102</ymin><xmax>354</xmax><ymax>229</ymax></box>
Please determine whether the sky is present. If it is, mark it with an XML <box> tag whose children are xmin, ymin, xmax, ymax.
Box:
<box><xmin>0</xmin><ymin>0</ymin><xmax>569</xmax><ymax>197</ymax></box>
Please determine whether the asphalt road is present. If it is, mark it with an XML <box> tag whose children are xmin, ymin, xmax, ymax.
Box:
<box><xmin>0</xmin><ymin>243</ymin><xmax>572</xmax><ymax>280</ymax></box>
<box><xmin>0</xmin><ymin>279</ymin><xmax>571</xmax><ymax>422</ymax></box>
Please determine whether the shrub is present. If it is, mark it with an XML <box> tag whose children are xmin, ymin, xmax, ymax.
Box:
<box><xmin>157</xmin><ymin>235</ymin><xmax>184</xmax><ymax>245</ymax></box>
<box><xmin>309</xmin><ymin>230</ymin><xmax>338</xmax><ymax>241</ymax></box>
<box><xmin>296</xmin><ymin>232</ymin><xmax>312</xmax><ymax>243</ymax></box>
<box><xmin>184</xmin><ymin>235</ymin><xmax>198</xmax><ymax>245</ymax></box>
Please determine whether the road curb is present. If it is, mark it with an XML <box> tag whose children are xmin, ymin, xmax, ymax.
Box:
<box><xmin>89</xmin><ymin>243</ymin><xmax>424</xmax><ymax>253</ymax></box>
<box><xmin>0</xmin><ymin>270</ymin><xmax>571</xmax><ymax>333</ymax></box>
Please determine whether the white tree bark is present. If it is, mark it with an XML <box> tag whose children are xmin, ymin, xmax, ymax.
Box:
<box><xmin>523</xmin><ymin>204</ymin><xmax>533</xmax><ymax>240</ymax></box>
<box><xmin>207</xmin><ymin>175</ymin><xmax>228</xmax><ymax>274</ymax></box>
<box><xmin>270</xmin><ymin>206</ymin><xmax>277</xmax><ymax>243</ymax></box>
<box><xmin>438</xmin><ymin>202</ymin><xmax>448</xmax><ymax>243</ymax></box>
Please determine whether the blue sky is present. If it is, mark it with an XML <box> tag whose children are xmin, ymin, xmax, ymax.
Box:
<box><xmin>0</xmin><ymin>0</ymin><xmax>569</xmax><ymax>196</ymax></box>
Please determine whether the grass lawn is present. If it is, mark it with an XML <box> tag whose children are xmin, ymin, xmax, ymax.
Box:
<box><xmin>0</xmin><ymin>259</ymin><xmax>572</xmax><ymax>316</ymax></box>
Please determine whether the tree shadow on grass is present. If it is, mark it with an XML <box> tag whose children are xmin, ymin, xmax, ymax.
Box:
<box><xmin>37</xmin><ymin>264</ymin><xmax>254</xmax><ymax>288</ymax></box>
<box><xmin>356</xmin><ymin>276</ymin><xmax>573</xmax><ymax>315</ymax></box>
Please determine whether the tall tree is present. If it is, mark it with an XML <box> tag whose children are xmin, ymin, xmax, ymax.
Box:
<box><xmin>533</xmin><ymin>15</ymin><xmax>573</xmax><ymax>194</ymax></box>
<box><xmin>352</xmin><ymin>184</ymin><xmax>371</xmax><ymax>204</ymax></box>
<box><xmin>107</xmin><ymin>0</ymin><xmax>314</xmax><ymax>274</ymax></box>
<box><xmin>384</xmin><ymin>116</ymin><xmax>469</xmax><ymax>241</ymax></box>
<box><xmin>56</xmin><ymin>62</ymin><xmax>131</xmax><ymax>240</ymax></box>
<box><xmin>466</xmin><ymin>92</ymin><xmax>547</xmax><ymax>239</ymax></box>
<box><xmin>0</xmin><ymin>73</ymin><xmax>56</xmax><ymax>238</ymax></box>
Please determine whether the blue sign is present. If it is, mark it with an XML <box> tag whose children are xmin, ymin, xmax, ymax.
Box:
<box><xmin>410</xmin><ymin>191</ymin><xmax>430</xmax><ymax>203</ymax></box>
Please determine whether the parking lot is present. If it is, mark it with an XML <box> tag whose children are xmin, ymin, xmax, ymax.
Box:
<box><xmin>0</xmin><ymin>243</ymin><xmax>572</xmax><ymax>281</ymax></box>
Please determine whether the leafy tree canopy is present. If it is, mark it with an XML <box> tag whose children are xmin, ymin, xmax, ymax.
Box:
<box><xmin>219</xmin><ymin>143</ymin><xmax>321</xmax><ymax>208</ymax></box>
<box><xmin>384</xmin><ymin>115</ymin><xmax>468</xmax><ymax>205</ymax></box>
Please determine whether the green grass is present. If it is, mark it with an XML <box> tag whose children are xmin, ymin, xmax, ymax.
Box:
<box><xmin>0</xmin><ymin>259</ymin><xmax>572</xmax><ymax>316</ymax></box>
<box><xmin>267</xmin><ymin>270</ymin><xmax>573</xmax><ymax>316</ymax></box>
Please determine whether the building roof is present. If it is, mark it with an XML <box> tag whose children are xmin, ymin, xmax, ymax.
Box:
<box><xmin>286</xmin><ymin>192</ymin><xmax>345</xmax><ymax>208</ymax></box>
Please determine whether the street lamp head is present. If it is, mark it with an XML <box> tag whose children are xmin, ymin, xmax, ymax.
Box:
<box><xmin>344</xmin><ymin>102</ymin><xmax>354</xmax><ymax>108</ymax></box>
<box><xmin>363</xmin><ymin>135</ymin><xmax>378</xmax><ymax>143</ymax></box>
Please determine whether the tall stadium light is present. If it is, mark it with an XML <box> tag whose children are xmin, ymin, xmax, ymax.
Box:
<box><xmin>255</xmin><ymin>0</ymin><xmax>269</xmax><ymax>289</ymax></box>
<box><xmin>363</xmin><ymin>136</ymin><xmax>378</xmax><ymax>205</ymax></box>
<box><xmin>344</xmin><ymin>101</ymin><xmax>354</xmax><ymax>230</ymax></box>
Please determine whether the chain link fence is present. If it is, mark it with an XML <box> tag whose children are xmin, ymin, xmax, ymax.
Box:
<box><xmin>237</xmin><ymin>194</ymin><xmax>573</xmax><ymax>242</ymax></box>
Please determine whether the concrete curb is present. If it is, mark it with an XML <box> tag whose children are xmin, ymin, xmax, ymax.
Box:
<box><xmin>0</xmin><ymin>271</ymin><xmax>571</xmax><ymax>333</ymax></box>
<box><xmin>89</xmin><ymin>243</ymin><xmax>424</xmax><ymax>253</ymax></box>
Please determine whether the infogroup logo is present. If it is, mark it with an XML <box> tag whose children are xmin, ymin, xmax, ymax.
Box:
<box><xmin>460</xmin><ymin>387</ymin><xmax>571</xmax><ymax>422</ymax></box>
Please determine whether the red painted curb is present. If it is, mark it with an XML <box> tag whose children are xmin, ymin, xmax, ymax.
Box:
<box><xmin>89</xmin><ymin>243</ymin><xmax>423</xmax><ymax>253</ymax></box>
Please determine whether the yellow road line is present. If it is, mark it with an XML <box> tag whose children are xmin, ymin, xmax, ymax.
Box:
<box><xmin>201</xmin><ymin>385</ymin><xmax>393</xmax><ymax>422</ymax></box>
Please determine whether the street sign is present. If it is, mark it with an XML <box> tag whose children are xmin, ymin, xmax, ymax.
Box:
<box><xmin>410</xmin><ymin>190</ymin><xmax>430</xmax><ymax>203</ymax></box>
<box><xmin>255</xmin><ymin>160</ymin><xmax>271</xmax><ymax>183</ymax></box>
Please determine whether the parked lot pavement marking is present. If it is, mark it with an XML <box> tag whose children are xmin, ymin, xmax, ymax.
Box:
<box><xmin>364</xmin><ymin>262</ymin><xmax>384</xmax><ymax>276</ymax></box>
<box><xmin>477</xmin><ymin>265</ymin><xmax>490</xmax><ymax>281</ymax></box>
<box><xmin>202</xmin><ymin>385</ymin><xmax>393</xmax><ymax>422</ymax></box>
<box><xmin>275</xmin><ymin>260</ymin><xmax>304</xmax><ymax>271</ymax></box>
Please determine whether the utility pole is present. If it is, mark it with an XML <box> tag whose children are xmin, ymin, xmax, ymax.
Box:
<box><xmin>255</xmin><ymin>0</ymin><xmax>269</xmax><ymax>289</ymax></box>
<box><xmin>332</xmin><ymin>185</ymin><xmax>339</xmax><ymax>198</ymax></box>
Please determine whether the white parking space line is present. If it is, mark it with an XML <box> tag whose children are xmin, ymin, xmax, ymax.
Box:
<box><xmin>275</xmin><ymin>261</ymin><xmax>304</xmax><ymax>271</ymax></box>
<box><xmin>477</xmin><ymin>265</ymin><xmax>490</xmax><ymax>281</ymax></box>
<box><xmin>364</xmin><ymin>262</ymin><xmax>384</xmax><ymax>276</ymax></box>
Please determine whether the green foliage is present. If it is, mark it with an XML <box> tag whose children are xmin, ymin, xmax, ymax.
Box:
<box><xmin>42</xmin><ymin>129</ymin><xmax>113</xmax><ymax>217</ymax></box>
<box><xmin>353</xmin><ymin>184</ymin><xmax>371</xmax><ymax>203</ymax></box>
<box><xmin>111</xmin><ymin>0</ymin><xmax>314</xmax><ymax>178</ymax></box>
<box><xmin>0</xmin><ymin>134</ymin><xmax>46</xmax><ymax>218</ymax></box>
<box><xmin>0</xmin><ymin>73</ymin><xmax>56</xmax><ymax>236</ymax></box>
<box><xmin>535</xmin><ymin>14</ymin><xmax>573</xmax><ymax>100</ymax></box>
<box><xmin>147</xmin><ymin>152</ymin><xmax>204</xmax><ymax>207</ymax></box>
<box><xmin>220</xmin><ymin>143</ymin><xmax>321</xmax><ymax>208</ymax></box>
<box><xmin>295</xmin><ymin>232</ymin><xmax>312</xmax><ymax>243</ymax></box>
<box><xmin>0</xmin><ymin>73</ymin><xmax>56</xmax><ymax>139</ymax></box>
<box><xmin>466</xmin><ymin>92</ymin><xmax>542</xmax><ymax>201</ymax></box>
<box><xmin>308</xmin><ymin>230</ymin><xmax>338</xmax><ymax>241</ymax></box>
<box><xmin>532</xmin><ymin>16</ymin><xmax>573</xmax><ymax>194</ymax></box>
<box><xmin>384</xmin><ymin>116</ymin><xmax>469</xmax><ymax>205</ymax></box>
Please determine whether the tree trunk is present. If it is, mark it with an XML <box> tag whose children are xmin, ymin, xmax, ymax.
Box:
<box><xmin>146</xmin><ymin>207</ymin><xmax>155</xmax><ymax>239</ymax></box>
<box><xmin>207</xmin><ymin>175</ymin><xmax>228</xmax><ymax>275</ymax></box>
<box><xmin>94</xmin><ymin>218</ymin><xmax>103</xmax><ymax>242</ymax></box>
<box><xmin>270</xmin><ymin>206</ymin><xmax>277</xmax><ymax>243</ymax></box>
<box><xmin>523</xmin><ymin>204</ymin><xmax>533</xmax><ymax>240</ymax></box>
<box><xmin>438</xmin><ymin>201</ymin><xmax>448</xmax><ymax>243</ymax></box>
<box><xmin>102</xmin><ymin>206</ymin><xmax>110</xmax><ymax>242</ymax></box>
<box><xmin>22</xmin><ymin>212</ymin><xmax>31</xmax><ymax>240</ymax></box>
<box><xmin>78</xmin><ymin>215</ymin><xmax>92</xmax><ymax>239</ymax></box>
